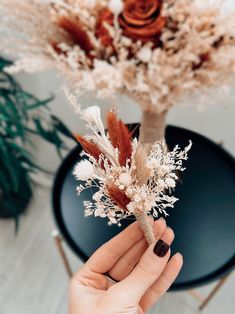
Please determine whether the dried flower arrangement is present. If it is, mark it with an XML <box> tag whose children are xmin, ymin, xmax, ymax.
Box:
<box><xmin>67</xmin><ymin>91</ymin><xmax>192</xmax><ymax>245</ymax></box>
<box><xmin>0</xmin><ymin>0</ymin><xmax>235</xmax><ymax>144</ymax></box>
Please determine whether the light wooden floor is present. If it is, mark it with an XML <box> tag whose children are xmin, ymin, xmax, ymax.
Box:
<box><xmin>0</xmin><ymin>183</ymin><xmax>234</xmax><ymax>314</ymax></box>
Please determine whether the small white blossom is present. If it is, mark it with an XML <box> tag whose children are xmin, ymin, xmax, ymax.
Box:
<box><xmin>73</xmin><ymin>160</ymin><xmax>94</xmax><ymax>181</ymax></box>
<box><xmin>83</xmin><ymin>0</ymin><xmax>96</xmax><ymax>9</ymax></box>
<box><xmin>137</xmin><ymin>46</ymin><xmax>153</xmax><ymax>63</ymax></box>
<box><xmin>134</xmin><ymin>194</ymin><xmax>142</xmax><ymax>203</ymax></box>
<box><xmin>93</xmin><ymin>192</ymin><xmax>102</xmax><ymax>202</ymax></box>
<box><xmin>119</xmin><ymin>173</ymin><xmax>132</xmax><ymax>186</ymax></box>
<box><xmin>94</xmin><ymin>206</ymin><xmax>104</xmax><ymax>217</ymax></box>
<box><xmin>158</xmin><ymin>165</ymin><xmax>170</xmax><ymax>177</ymax></box>
<box><xmin>165</xmin><ymin>178</ymin><xmax>176</xmax><ymax>188</ymax></box>
<box><xmin>84</xmin><ymin>209</ymin><xmax>93</xmax><ymax>216</ymax></box>
<box><xmin>147</xmin><ymin>158</ymin><xmax>160</xmax><ymax>170</ymax></box>
<box><xmin>108</xmin><ymin>0</ymin><xmax>123</xmax><ymax>16</ymax></box>
<box><xmin>109</xmin><ymin>216</ymin><xmax>117</xmax><ymax>224</ymax></box>
<box><xmin>126</xmin><ymin>202</ymin><xmax>135</xmax><ymax>213</ymax></box>
<box><xmin>157</xmin><ymin>179</ymin><xmax>165</xmax><ymax>192</ymax></box>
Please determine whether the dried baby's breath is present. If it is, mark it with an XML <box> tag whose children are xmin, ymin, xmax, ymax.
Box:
<box><xmin>0</xmin><ymin>0</ymin><xmax>234</xmax><ymax>112</ymax></box>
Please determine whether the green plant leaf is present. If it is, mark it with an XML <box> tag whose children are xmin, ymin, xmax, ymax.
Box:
<box><xmin>51</xmin><ymin>115</ymin><xmax>77</xmax><ymax>142</ymax></box>
<box><xmin>25</xmin><ymin>95</ymin><xmax>54</xmax><ymax>110</ymax></box>
<box><xmin>0</xmin><ymin>57</ymin><xmax>75</xmax><ymax>226</ymax></box>
<box><xmin>0</xmin><ymin>137</ymin><xmax>19</xmax><ymax>192</ymax></box>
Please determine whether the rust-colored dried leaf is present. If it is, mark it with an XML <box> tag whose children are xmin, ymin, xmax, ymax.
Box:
<box><xmin>106</xmin><ymin>111</ymin><xmax>132</xmax><ymax>167</ymax></box>
<box><xmin>50</xmin><ymin>40</ymin><xmax>64</xmax><ymax>55</ymax></box>
<box><xmin>58</xmin><ymin>16</ymin><xmax>93</xmax><ymax>55</ymax></box>
<box><xmin>75</xmin><ymin>134</ymin><xmax>102</xmax><ymax>162</ymax></box>
<box><xmin>107</xmin><ymin>184</ymin><xmax>131</xmax><ymax>211</ymax></box>
<box><xmin>96</xmin><ymin>8</ymin><xmax>114</xmax><ymax>47</ymax></box>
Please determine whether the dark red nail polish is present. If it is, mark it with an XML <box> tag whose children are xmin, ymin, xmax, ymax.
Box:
<box><xmin>153</xmin><ymin>240</ymin><xmax>169</xmax><ymax>257</ymax></box>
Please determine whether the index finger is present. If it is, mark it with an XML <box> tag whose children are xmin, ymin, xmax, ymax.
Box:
<box><xmin>85</xmin><ymin>218</ymin><xmax>154</xmax><ymax>274</ymax></box>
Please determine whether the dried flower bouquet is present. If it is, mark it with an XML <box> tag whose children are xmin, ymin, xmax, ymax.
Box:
<box><xmin>68</xmin><ymin>92</ymin><xmax>192</xmax><ymax>245</ymax></box>
<box><xmin>1</xmin><ymin>0</ymin><xmax>235</xmax><ymax>144</ymax></box>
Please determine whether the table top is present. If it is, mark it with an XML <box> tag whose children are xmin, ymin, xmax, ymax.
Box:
<box><xmin>52</xmin><ymin>125</ymin><xmax>235</xmax><ymax>290</ymax></box>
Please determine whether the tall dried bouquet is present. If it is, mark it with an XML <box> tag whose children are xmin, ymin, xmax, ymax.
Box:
<box><xmin>67</xmin><ymin>91</ymin><xmax>191</xmax><ymax>245</ymax></box>
<box><xmin>1</xmin><ymin>0</ymin><xmax>235</xmax><ymax>144</ymax></box>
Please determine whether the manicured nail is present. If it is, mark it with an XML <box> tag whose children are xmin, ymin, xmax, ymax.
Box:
<box><xmin>153</xmin><ymin>240</ymin><xmax>169</xmax><ymax>257</ymax></box>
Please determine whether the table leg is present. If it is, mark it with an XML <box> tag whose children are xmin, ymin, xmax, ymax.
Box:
<box><xmin>188</xmin><ymin>289</ymin><xmax>204</xmax><ymax>302</ymax></box>
<box><xmin>52</xmin><ymin>230</ymin><xmax>73</xmax><ymax>278</ymax></box>
<box><xmin>199</xmin><ymin>274</ymin><xmax>231</xmax><ymax>311</ymax></box>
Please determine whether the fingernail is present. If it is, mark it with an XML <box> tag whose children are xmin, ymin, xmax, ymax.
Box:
<box><xmin>153</xmin><ymin>240</ymin><xmax>169</xmax><ymax>257</ymax></box>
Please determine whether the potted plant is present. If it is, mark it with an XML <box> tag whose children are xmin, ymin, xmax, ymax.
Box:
<box><xmin>0</xmin><ymin>57</ymin><xmax>76</xmax><ymax>228</ymax></box>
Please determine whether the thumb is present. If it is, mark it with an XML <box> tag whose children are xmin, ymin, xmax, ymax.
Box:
<box><xmin>113</xmin><ymin>239</ymin><xmax>170</xmax><ymax>303</ymax></box>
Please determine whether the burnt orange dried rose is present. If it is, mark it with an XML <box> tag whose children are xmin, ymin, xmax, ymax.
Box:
<box><xmin>95</xmin><ymin>8</ymin><xmax>114</xmax><ymax>47</ymax></box>
<box><xmin>118</xmin><ymin>0</ymin><xmax>166</xmax><ymax>45</ymax></box>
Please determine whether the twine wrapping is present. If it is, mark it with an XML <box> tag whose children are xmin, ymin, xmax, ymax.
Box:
<box><xmin>140</xmin><ymin>110</ymin><xmax>167</xmax><ymax>144</ymax></box>
<box><xmin>135</xmin><ymin>109</ymin><xmax>167</xmax><ymax>245</ymax></box>
<box><xmin>135</xmin><ymin>211</ymin><xmax>155</xmax><ymax>245</ymax></box>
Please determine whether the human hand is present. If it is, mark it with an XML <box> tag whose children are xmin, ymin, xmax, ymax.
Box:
<box><xmin>69</xmin><ymin>218</ymin><xmax>183</xmax><ymax>314</ymax></box>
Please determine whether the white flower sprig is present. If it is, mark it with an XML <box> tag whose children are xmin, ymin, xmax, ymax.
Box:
<box><xmin>69</xmin><ymin>94</ymin><xmax>192</xmax><ymax>244</ymax></box>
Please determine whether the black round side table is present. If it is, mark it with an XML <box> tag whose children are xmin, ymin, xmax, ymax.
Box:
<box><xmin>52</xmin><ymin>125</ymin><xmax>235</xmax><ymax>291</ymax></box>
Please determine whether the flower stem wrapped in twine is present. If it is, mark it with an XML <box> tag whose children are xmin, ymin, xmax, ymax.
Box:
<box><xmin>140</xmin><ymin>110</ymin><xmax>167</xmax><ymax>144</ymax></box>
<box><xmin>124</xmin><ymin>91</ymin><xmax>167</xmax><ymax>146</ymax></box>
<box><xmin>135</xmin><ymin>211</ymin><xmax>155</xmax><ymax>245</ymax></box>
<box><xmin>134</xmin><ymin>144</ymin><xmax>156</xmax><ymax>245</ymax></box>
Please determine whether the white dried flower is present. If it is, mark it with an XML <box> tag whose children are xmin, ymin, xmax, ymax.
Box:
<box><xmin>85</xmin><ymin>208</ymin><xmax>94</xmax><ymax>216</ymax></box>
<box><xmin>148</xmin><ymin>158</ymin><xmax>160</xmax><ymax>169</ymax></box>
<box><xmin>157</xmin><ymin>179</ymin><xmax>165</xmax><ymax>192</ymax></box>
<box><xmin>73</xmin><ymin>160</ymin><xmax>94</xmax><ymax>181</ymax></box>
<box><xmin>94</xmin><ymin>206</ymin><xmax>105</xmax><ymax>217</ymax></box>
<box><xmin>83</xmin><ymin>0</ymin><xmax>96</xmax><ymax>9</ymax></box>
<box><xmin>93</xmin><ymin>192</ymin><xmax>102</xmax><ymax>202</ymax></box>
<box><xmin>109</xmin><ymin>0</ymin><xmax>123</xmax><ymax>16</ymax></box>
<box><xmin>126</xmin><ymin>202</ymin><xmax>135</xmax><ymax>213</ymax></box>
<box><xmin>158</xmin><ymin>165</ymin><xmax>170</xmax><ymax>177</ymax></box>
<box><xmin>83</xmin><ymin>106</ymin><xmax>105</xmax><ymax>134</ymax></box>
<box><xmin>165</xmin><ymin>178</ymin><xmax>176</xmax><ymax>188</ymax></box>
<box><xmin>134</xmin><ymin>194</ymin><xmax>142</xmax><ymax>203</ymax></box>
<box><xmin>119</xmin><ymin>173</ymin><xmax>132</xmax><ymax>186</ymax></box>
<box><xmin>137</xmin><ymin>46</ymin><xmax>153</xmax><ymax>63</ymax></box>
